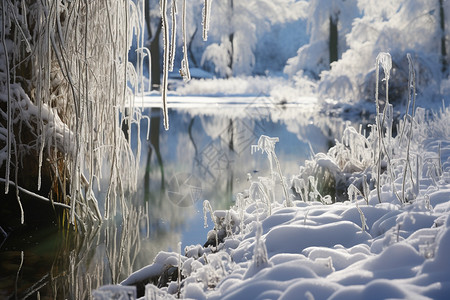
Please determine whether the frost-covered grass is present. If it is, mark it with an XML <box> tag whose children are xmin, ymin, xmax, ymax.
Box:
<box><xmin>95</xmin><ymin>53</ymin><xmax>450</xmax><ymax>298</ymax></box>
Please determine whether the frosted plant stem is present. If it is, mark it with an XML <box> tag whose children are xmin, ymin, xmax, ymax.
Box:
<box><xmin>380</xmin><ymin>136</ymin><xmax>402</xmax><ymax>203</ymax></box>
<box><xmin>438</xmin><ymin>142</ymin><xmax>442</xmax><ymax>177</ymax></box>
<box><xmin>402</xmin><ymin>54</ymin><xmax>417</xmax><ymax>202</ymax></box>
<box><xmin>180</xmin><ymin>0</ymin><xmax>191</xmax><ymax>81</ymax></box>
<box><xmin>2</xmin><ymin>0</ymin><xmax>11</xmax><ymax>195</ymax></box>
<box><xmin>375</xmin><ymin>53</ymin><xmax>392</xmax><ymax>203</ymax></box>
<box><xmin>362</xmin><ymin>175</ymin><xmax>369</xmax><ymax>204</ymax></box>
<box><xmin>177</xmin><ymin>241</ymin><xmax>182</xmax><ymax>298</ymax></box>
<box><xmin>15</xmin><ymin>251</ymin><xmax>24</xmax><ymax>296</ymax></box>
<box><xmin>161</xmin><ymin>0</ymin><xmax>170</xmax><ymax>130</ymax></box>
<box><xmin>203</xmin><ymin>200</ymin><xmax>218</xmax><ymax>246</ymax></box>
<box><xmin>169</xmin><ymin>0</ymin><xmax>177</xmax><ymax>72</ymax></box>
<box><xmin>202</xmin><ymin>0</ymin><xmax>212</xmax><ymax>41</ymax></box>
<box><xmin>375</xmin><ymin>55</ymin><xmax>382</xmax><ymax>203</ymax></box>
<box><xmin>273</xmin><ymin>153</ymin><xmax>290</xmax><ymax>207</ymax></box>
<box><xmin>356</xmin><ymin>202</ymin><xmax>368</xmax><ymax>232</ymax></box>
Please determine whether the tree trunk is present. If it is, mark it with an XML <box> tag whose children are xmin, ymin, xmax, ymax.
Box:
<box><xmin>146</xmin><ymin>0</ymin><xmax>163</xmax><ymax>90</ymax></box>
<box><xmin>228</xmin><ymin>0</ymin><xmax>234</xmax><ymax>77</ymax></box>
<box><xmin>440</xmin><ymin>0</ymin><xmax>448</xmax><ymax>75</ymax></box>
<box><xmin>329</xmin><ymin>15</ymin><xmax>339</xmax><ymax>66</ymax></box>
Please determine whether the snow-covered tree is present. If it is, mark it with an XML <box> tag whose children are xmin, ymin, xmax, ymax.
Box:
<box><xmin>201</xmin><ymin>0</ymin><xmax>306</xmax><ymax>77</ymax></box>
<box><xmin>285</xmin><ymin>0</ymin><xmax>450</xmax><ymax>104</ymax></box>
<box><xmin>284</xmin><ymin>0</ymin><xmax>360</xmax><ymax>79</ymax></box>
<box><xmin>319</xmin><ymin>0</ymin><xmax>449</xmax><ymax>103</ymax></box>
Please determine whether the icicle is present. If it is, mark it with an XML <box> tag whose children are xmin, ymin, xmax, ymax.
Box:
<box><xmin>169</xmin><ymin>0</ymin><xmax>177</xmax><ymax>72</ymax></box>
<box><xmin>161</xmin><ymin>0</ymin><xmax>170</xmax><ymax>130</ymax></box>
<box><xmin>1</xmin><ymin>0</ymin><xmax>11</xmax><ymax>195</ymax></box>
<box><xmin>13</xmin><ymin>138</ymin><xmax>24</xmax><ymax>224</ymax></box>
<box><xmin>202</xmin><ymin>0</ymin><xmax>212</xmax><ymax>41</ymax></box>
<box><xmin>180</xmin><ymin>0</ymin><xmax>191</xmax><ymax>81</ymax></box>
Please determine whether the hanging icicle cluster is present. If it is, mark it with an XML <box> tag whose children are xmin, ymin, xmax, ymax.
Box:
<box><xmin>0</xmin><ymin>0</ymin><xmax>149</xmax><ymax>228</ymax></box>
<box><xmin>180</xmin><ymin>0</ymin><xmax>191</xmax><ymax>82</ymax></box>
<box><xmin>0</xmin><ymin>0</ymin><xmax>214</xmax><ymax>226</ymax></box>
<box><xmin>159</xmin><ymin>0</ymin><xmax>213</xmax><ymax>130</ymax></box>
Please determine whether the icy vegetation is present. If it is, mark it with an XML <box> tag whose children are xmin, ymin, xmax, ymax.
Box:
<box><xmin>95</xmin><ymin>52</ymin><xmax>450</xmax><ymax>298</ymax></box>
<box><xmin>0</xmin><ymin>0</ymin><xmax>211</xmax><ymax>227</ymax></box>
<box><xmin>0</xmin><ymin>1</ymin><xmax>152</xmax><ymax>227</ymax></box>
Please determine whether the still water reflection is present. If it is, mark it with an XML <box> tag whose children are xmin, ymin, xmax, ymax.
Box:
<box><xmin>0</xmin><ymin>99</ymin><xmax>365</xmax><ymax>298</ymax></box>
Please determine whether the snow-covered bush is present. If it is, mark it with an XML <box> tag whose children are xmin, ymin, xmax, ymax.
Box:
<box><xmin>201</xmin><ymin>0</ymin><xmax>306</xmax><ymax>77</ymax></box>
<box><xmin>286</xmin><ymin>0</ymin><xmax>449</xmax><ymax>105</ymax></box>
<box><xmin>284</xmin><ymin>0</ymin><xmax>360</xmax><ymax>80</ymax></box>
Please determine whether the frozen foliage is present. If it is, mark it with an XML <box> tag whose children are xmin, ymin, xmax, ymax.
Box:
<box><xmin>0</xmin><ymin>0</ymin><xmax>148</xmax><ymax>225</ymax></box>
<box><xmin>252</xmin><ymin>135</ymin><xmax>290</xmax><ymax>207</ymax></box>
<box><xmin>0</xmin><ymin>0</ymin><xmax>218</xmax><ymax>226</ymax></box>
<box><xmin>285</xmin><ymin>0</ymin><xmax>450</xmax><ymax>105</ymax></box>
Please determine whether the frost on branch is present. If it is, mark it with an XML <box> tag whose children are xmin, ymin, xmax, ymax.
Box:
<box><xmin>0</xmin><ymin>0</ymin><xmax>145</xmax><ymax>226</ymax></box>
<box><xmin>202</xmin><ymin>0</ymin><xmax>213</xmax><ymax>41</ymax></box>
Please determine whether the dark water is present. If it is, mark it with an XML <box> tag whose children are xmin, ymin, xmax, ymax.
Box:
<box><xmin>0</xmin><ymin>101</ymin><xmax>364</xmax><ymax>299</ymax></box>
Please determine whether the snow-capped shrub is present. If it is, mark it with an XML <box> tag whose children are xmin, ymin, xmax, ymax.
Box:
<box><xmin>287</xmin><ymin>0</ymin><xmax>448</xmax><ymax>105</ymax></box>
<box><xmin>284</xmin><ymin>0</ymin><xmax>360</xmax><ymax>80</ymax></box>
<box><xmin>326</xmin><ymin>0</ymin><xmax>444</xmax><ymax>104</ymax></box>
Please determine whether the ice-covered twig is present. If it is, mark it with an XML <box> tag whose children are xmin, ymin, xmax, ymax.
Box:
<box><xmin>180</xmin><ymin>0</ymin><xmax>191</xmax><ymax>82</ymax></box>
<box><xmin>202</xmin><ymin>0</ymin><xmax>212</xmax><ymax>41</ymax></box>
<box><xmin>169</xmin><ymin>0</ymin><xmax>177</xmax><ymax>72</ymax></box>
<box><xmin>252</xmin><ymin>135</ymin><xmax>291</xmax><ymax>206</ymax></box>
<box><xmin>161</xmin><ymin>0</ymin><xmax>170</xmax><ymax>130</ymax></box>
<box><xmin>374</xmin><ymin>52</ymin><xmax>392</xmax><ymax>203</ymax></box>
<box><xmin>203</xmin><ymin>200</ymin><xmax>218</xmax><ymax>246</ymax></box>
